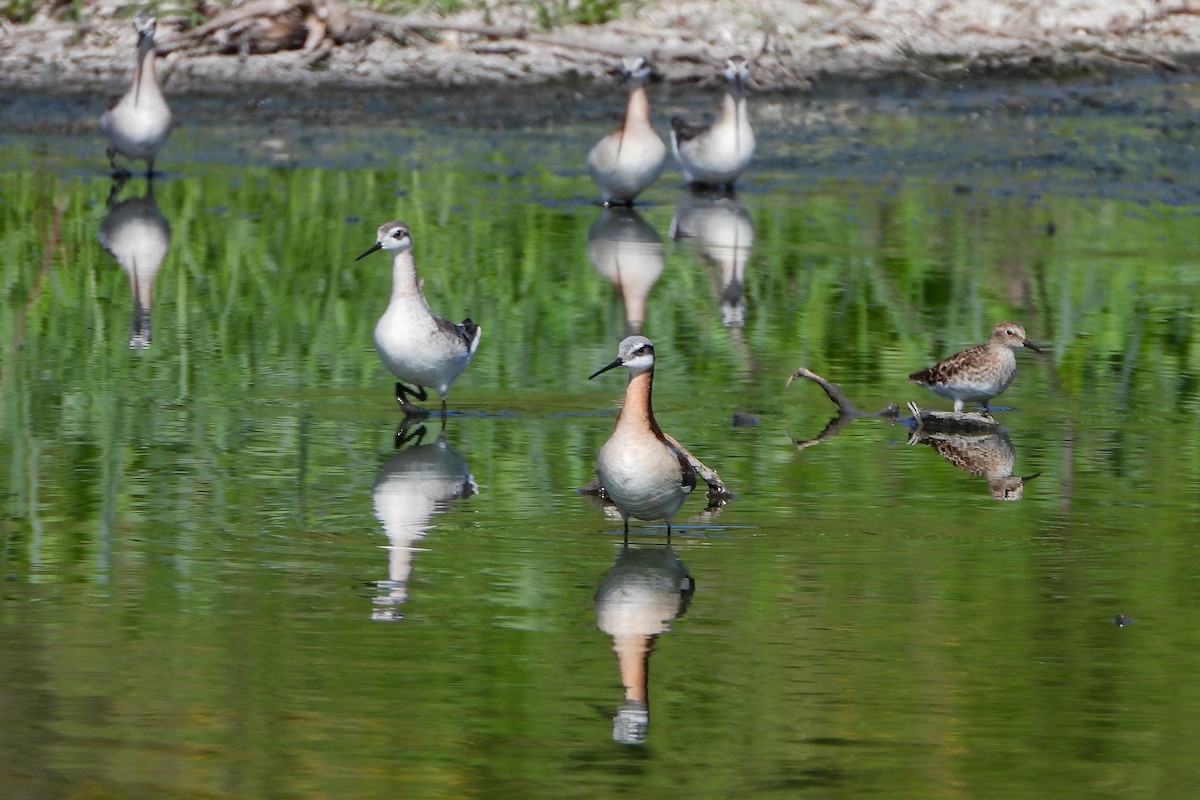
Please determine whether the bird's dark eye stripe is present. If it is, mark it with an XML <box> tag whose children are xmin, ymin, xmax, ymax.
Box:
<box><xmin>392</xmin><ymin>230</ymin><xmax>406</xmax><ymax>239</ymax></box>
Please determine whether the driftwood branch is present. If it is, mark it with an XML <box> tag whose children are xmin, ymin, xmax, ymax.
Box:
<box><xmin>785</xmin><ymin>366</ymin><xmax>899</xmax><ymax>419</ymax></box>
<box><xmin>785</xmin><ymin>365</ymin><xmax>1001</xmax><ymax>450</ymax></box>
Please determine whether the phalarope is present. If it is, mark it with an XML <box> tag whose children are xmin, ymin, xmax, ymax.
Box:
<box><xmin>590</xmin><ymin>336</ymin><xmax>726</xmax><ymax>539</ymax></box>
<box><xmin>100</xmin><ymin>12</ymin><xmax>172</xmax><ymax>177</ymax></box>
<box><xmin>587</xmin><ymin>56</ymin><xmax>667</xmax><ymax>206</ymax></box>
<box><xmin>670</xmin><ymin>56</ymin><xmax>755</xmax><ymax>189</ymax></box>
<box><xmin>357</xmin><ymin>221</ymin><xmax>481</xmax><ymax>419</ymax></box>
<box><xmin>909</xmin><ymin>322</ymin><xmax>1043</xmax><ymax>413</ymax></box>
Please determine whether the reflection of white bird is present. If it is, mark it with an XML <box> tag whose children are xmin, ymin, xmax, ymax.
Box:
<box><xmin>670</xmin><ymin>56</ymin><xmax>755</xmax><ymax>189</ymax></box>
<box><xmin>587</xmin><ymin>56</ymin><xmax>667</xmax><ymax>206</ymax></box>
<box><xmin>98</xmin><ymin>183</ymin><xmax>171</xmax><ymax>350</ymax></box>
<box><xmin>356</xmin><ymin>221</ymin><xmax>482</xmax><ymax>419</ymax></box>
<box><xmin>671</xmin><ymin>188</ymin><xmax>754</xmax><ymax>328</ymax></box>
<box><xmin>586</xmin><ymin>207</ymin><xmax>663</xmax><ymax>336</ymax></box>
<box><xmin>370</xmin><ymin>428</ymin><xmax>477</xmax><ymax>621</ymax></box>
<box><xmin>595</xmin><ymin>544</ymin><xmax>694</xmax><ymax>746</ymax></box>
<box><xmin>100</xmin><ymin>13</ymin><xmax>172</xmax><ymax>176</ymax></box>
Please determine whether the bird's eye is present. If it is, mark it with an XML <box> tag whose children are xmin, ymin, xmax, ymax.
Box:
<box><xmin>1007</xmin><ymin>329</ymin><xmax>1017</xmax><ymax>336</ymax></box>
<box><xmin>392</xmin><ymin>230</ymin><xmax>406</xmax><ymax>240</ymax></box>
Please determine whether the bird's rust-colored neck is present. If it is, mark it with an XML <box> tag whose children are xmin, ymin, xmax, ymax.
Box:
<box><xmin>622</xmin><ymin>84</ymin><xmax>652</xmax><ymax>133</ymax></box>
<box><xmin>134</xmin><ymin>41</ymin><xmax>160</xmax><ymax>105</ymax></box>
<box><xmin>613</xmin><ymin>632</ymin><xmax>652</xmax><ymax>703</ymax></box>
<box><xmin>615</xmin><ymin>369</ymin><xmax>662</xmax><ymax>436</ymax></box>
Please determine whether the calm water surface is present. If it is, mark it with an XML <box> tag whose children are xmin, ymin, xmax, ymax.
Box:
<box><xmin>3</xmin><ymin>78</ymin><xmax>1200</xmax><ymax>799</ymax></box>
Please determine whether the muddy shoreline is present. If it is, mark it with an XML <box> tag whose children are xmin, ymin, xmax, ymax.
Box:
<box><xmin>3</xmin><ymin>1</ymin><xmax>1200</xmax><ymax>96</ymax></box>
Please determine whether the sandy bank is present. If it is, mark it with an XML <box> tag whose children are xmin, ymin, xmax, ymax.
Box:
<box><xmin>3</xmin><ymin>0</ymin><xmax>1200</xmax><ymax>93</ymax></box>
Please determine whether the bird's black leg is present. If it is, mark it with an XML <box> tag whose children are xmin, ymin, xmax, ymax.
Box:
<box><xmin>395</xmin><ymin>382</ymin><xmax>430</xmax><ymax>417</ymax></box>
<box><xmin>394</xmin><ymin>420</ymin><xmax>427</xmax><ymax>450</ymax></box>
<box><xmin>106</xmin><ymin>173</ymin><xmax>129</xmax><ymax>207</ymax></box>
<box><xmin>107</xmin><ymin>148</ymin><xmax>130</xmax><ymax>179</ymax></box>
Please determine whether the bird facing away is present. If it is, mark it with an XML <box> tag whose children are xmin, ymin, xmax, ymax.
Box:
<box><xmin>587</xmin><ymin>56</ymin><xmax>668</xmax><ymax>206</ymax></box>
<box><xmin>590</xmin><ymin>336</ymin><xmax>698</xmax><ymax>539</ymax></box>
<box><xmin>100</xmin><ymin>12</ymin><xmax>172</xmax><ymax>177</ymax></box>
<box><xmin>356</xmin><ymin>221</ymin><xmax>481</xmax><ymax>420</ymax></box>
<box><xmin>670</xmin><ymin>55</ymin><xmax>756</xmax><ymax>189</ymax></box>
<box><xmin>909</xmin><ymin>322</ymin><xmax>1044</xmax><ymax>413</ymax></box>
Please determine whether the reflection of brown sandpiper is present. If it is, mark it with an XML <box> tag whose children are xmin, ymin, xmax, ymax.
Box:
<box><xmin>908</xmin><ymin>427</ymin><xmax>1038</xmax><ymax>502</ymax></box>
<box><xmin>670</xmin><ymin>56</ymin><xmax>756</xmax><ymax>189</ymax></box>
<box><xmin>587</xmin><ymin>56</ymin><xmax>667</xmax><ymax>206</ymax></box>
<box><xmin>909</xmin><ymin>322</ymin><xmax>1043</xmax><ymax>413</ymax></box>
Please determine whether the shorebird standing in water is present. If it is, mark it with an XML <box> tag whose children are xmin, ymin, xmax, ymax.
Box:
<box><xmin>590</xmin><ymin>336</ymin><xmax>726</xmax><ymax>539</ymax></box>
<box><xmin>909</xmin><ymin>322</ymin><xmax>1044</xmax><ymax>413</ymax></box>
<box><xmin>101</xmin><ymin>12</ymin><xmax>172</xmax><ymax>177</ymax></box>
<box><xmin>670</xmin><ymin>56</ymin><xmax>755</xmax><ymax>190</ymax></box>
<box><xmin>357</xmin><ymin>221</ymin><xmax>481</xmax><ymax>420</ymax></box>
<box><xmin>587</xmin><ymin>56</ymin><xmax>667</xmax><ymax>206</ymax></box>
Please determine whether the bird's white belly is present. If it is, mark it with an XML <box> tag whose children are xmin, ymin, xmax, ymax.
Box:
<box><xmin>677</xmin><ymin>123</ymin><xmax>756</xmax><ymax>184</ymax></box>
<box><xmin>596</xmin><ymin>436</ymin><xmax>689</xmax><ymax>522</ymax></box>
<box><xmin>373</xmin><ymin>313</ymin><xmax>467</xmax><ymax>392</ymax></box>
<box><xmin>103</xmin><ymin>99</ymin><xmax>171</xmax><ymax>159</ymax></box>
<box><xmin>588</xmin><ymin>133</ymin><xmax>667</xmax><ymax>199</ymax></box>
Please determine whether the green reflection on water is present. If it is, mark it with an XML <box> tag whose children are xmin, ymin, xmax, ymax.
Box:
<box><xmin>2</xmin><ymin>83</ymin><xmax>1200</xmax><ymax>798</ymax></box>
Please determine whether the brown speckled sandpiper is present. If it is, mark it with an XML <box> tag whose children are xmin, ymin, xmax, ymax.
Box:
<box><xmin>909</xmin><ymin>322</ymin><xmax>1043</xmax><ymax>413</ymax></box>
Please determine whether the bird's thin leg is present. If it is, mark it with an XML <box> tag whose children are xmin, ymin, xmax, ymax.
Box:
<box><xmin>107</xmin><ymin>148</ymin><xmax>129</xmax><ymax>178</ymax></box>
<box><xmin>395</xmin><ymin>382</ymin><xmax>429</xmax><ymax>416</ymax></box>
<box><xmin>440</xmin><ymin>398</ymin><xmax>448</xmax><ymax>423</ymax></box>
<box><xmin>106</xmin><ymin>174</ymin><xmax>128</xmax><ymax>207</ymax></box>
<box><xmin>395</xmin><ymin>421</ymin><xmax>427</xmax><ymax>450</ymax></box>
<box><xmin>623</xmin><ymin>519</ymin><xmax>629</xmax><ymax>546</ymax></box>
<box><xmin>146</xmin><ymin>157</ymin><xmax>156</xmax><ymax>179</ymax></box>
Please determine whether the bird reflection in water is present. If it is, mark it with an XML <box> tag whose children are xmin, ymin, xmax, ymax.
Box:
<box><xmin>908</xmin><ymin>426</ymin><xmax>1039</xmax><ymax>502</ymax></box>
<box><xmin>586</xmin><ymin>207</ymin><xmax>664</xmax><ymax>336</ymax></box>
<box><xmin>787</xmin><ymin>370</ymin><xmax>1039</xmax><ymax>501</ymax></box>
<box><xmin>98</xmin><ymin>177</ymin><xmax>170</xmax><ymax>349</ymax></box>
<box><xmin>370</xmin><ymin>424</ymin><xmax>477</xmax><ymax>621</ymax></box>
<box><xmin>671</xmin><ymin>186</ymin><xmax>754</xmax><ymax>331</ymax></box>
<box><xmin>594</xmin><ymin>543</ymin><xmax>694</xmax><ymax>745</ymax></box>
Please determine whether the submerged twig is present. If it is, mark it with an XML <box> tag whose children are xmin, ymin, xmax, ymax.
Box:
<box><xmin>785</xmin><ymin>365</ymin><xmax>1004</xmax><ymax>451</ymax></box>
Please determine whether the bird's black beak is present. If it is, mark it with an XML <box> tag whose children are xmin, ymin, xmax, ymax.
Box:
<box><xmin>355</xmin><ymin>242</ymin><xmax>382</xmax><ymax>261</ymax></box>
<box><xmin>589</xmin><ymin>358</ymin><xmax>623</xmax><ymax>380</ymax></box>
<box><xmin>1023</xmin><ymin>340</ymin><xmax>1045</xmax><ymax>355</ymax></box>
